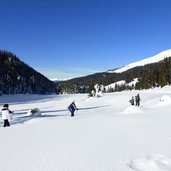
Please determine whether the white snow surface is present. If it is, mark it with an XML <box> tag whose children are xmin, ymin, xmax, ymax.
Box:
<box><xmin>105</xmin><ymin>80</ymin><xmax>126</xmax><ymax>91</ymax></box>
<box><xmin>105</xmin><ymin>78</ymin><xmax>138</xmax><ymax>91</ymax></box>
<box><xmin>108</xmin><ymin>49</ymin><xmax>171</xmax><ymax>73</ymax></box>
<box><xmin>0</xmin><ymin>87</ymin><xmax>171</xmax><ymax>171</ymax></box>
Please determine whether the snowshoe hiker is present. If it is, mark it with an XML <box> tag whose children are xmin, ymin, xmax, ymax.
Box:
<box><xmin>129</xmin><ymin>96</ymin><xmax>134</xmax><ymax>105</ymax></box>
<box><xmin>135</xmin><ymin>94</ymin><xmax>141</xmax><ymax>106</ymax></box>
<box><xmin>1</xmin><ymin>104</ymin><xmax>13</xmax><ymax>127</ymax></box>
<box><xmin>68</xmin><ymin>100</ymin><xmax>78</xmax><ymax>117</ymax></box>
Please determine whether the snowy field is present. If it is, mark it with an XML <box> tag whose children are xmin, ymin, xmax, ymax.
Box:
<box><xmin>0</xmin><ymin>87</ymin><xmax>171</xmax><ymax>171</ymax></box>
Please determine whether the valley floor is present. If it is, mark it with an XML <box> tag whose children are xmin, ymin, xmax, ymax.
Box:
<box><xmin>0</xmin><ymin>87</ymin><xmax>171</xmax><ymax>171</ymax></box>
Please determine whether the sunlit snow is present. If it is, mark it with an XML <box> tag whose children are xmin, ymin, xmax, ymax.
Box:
<box><xmin>0</xmin><ymin>87</ymin><xmax>171</xmax><ymax>171</ymax></box>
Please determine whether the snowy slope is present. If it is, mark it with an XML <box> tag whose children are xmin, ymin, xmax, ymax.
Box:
<box><xmin>0</xmin><ymin>88</ymin><xmax>171</xmax><ymax>171</ymax></box>
<box><xmin>108</xmin><ymin>49</ymin><xmax>171</xmax><ymax>73</ymax></box>
<box><xmin>105</xmin><ymin>78</ymin><xmax>138</xmax><ymax>91</ymax></box>
<box><xmin>50</xmin><ymin>77</ymin><xmax>73</xmax><ymax>82</ymax></box>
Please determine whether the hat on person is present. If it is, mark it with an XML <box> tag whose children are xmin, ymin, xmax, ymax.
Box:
<box><xmin>3</xmin><ymin>104</ymin><xmax>9</xmax><ymax>108</ymax></box>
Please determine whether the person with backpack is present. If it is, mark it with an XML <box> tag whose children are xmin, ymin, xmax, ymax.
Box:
<box><xmin>129</xmin><ymin>96</ymin><xmax>135</xmax><ymax>105</ymax></box>
<box><xmin>1</xmin><ymin>104</ymin><xmax>13</xmax><ymax>127</ymax></box>
<box><xmin>135</xmin><ymin>94</ymin><xmax>141</xmax><ymax>106</ymax></box>
<box><xmin>68</xmin><ymin>100</ymin><xmax>78</xmax><ymax>117</ymax></box>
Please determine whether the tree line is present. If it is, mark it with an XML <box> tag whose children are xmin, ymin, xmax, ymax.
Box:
<box><xmin>0</xmin><ymin>50</ymin><xmax>56</xmax><ymax>95</ymax></box>
<box><xmin>58</xmin><ymin>57</ymin><xmax>171</xmax><ymax>94</ymax></box>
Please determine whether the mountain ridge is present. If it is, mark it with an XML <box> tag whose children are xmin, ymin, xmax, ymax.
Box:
<box><xmin>0</xmin><ymin>50</ymin><xmax>56</xmax><ymax>95</ymax></box>
<box><xmin>108</xmin><ymin>49</ymin><xmax>171</xmax><ymax>73</ymax></box>
<box><xmin>58</xmin><ymin>49</ymin><xmax>171</xmax><ymax>93</ymax></box>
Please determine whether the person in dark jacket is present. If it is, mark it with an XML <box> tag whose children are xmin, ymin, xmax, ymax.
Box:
<box><xmin>135</xmin><ymin>94</ymin><xmax>141</xmax><ymax>106</ymax></box>
<box><xmin>129</xmin><ymin>96</ymin><xmax>134</xmax><ymax>105</ymax></box>
<box><xmin>68</xmin><ymin>100</ymin><xmax>78</xmax><ymax>117</ymax></box>
<box><xmin>1</xmin><ymin>104</ymin><xmax>13</xmax><ymax>127</ymax></box>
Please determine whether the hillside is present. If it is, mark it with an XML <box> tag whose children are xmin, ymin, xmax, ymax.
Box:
<box><xmin>58</xmin><ymin>50</ymin><xmax>171</xmax><ymax>93</ymax></box>
<box><xmin>108</xmin><ymin>49</ymin><xmax>171</xmax><ymax>73</ymax></box>
<box><xmin>0</xmin><ymin>50</ymin><xmax>56</xmax><ymax>94</ymax></box>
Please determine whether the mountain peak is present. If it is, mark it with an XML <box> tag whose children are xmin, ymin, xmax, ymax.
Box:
<box><xmin>108</xmin><ymin>49</ymin><xmax>171</xmax><ymax>73</ymax></box>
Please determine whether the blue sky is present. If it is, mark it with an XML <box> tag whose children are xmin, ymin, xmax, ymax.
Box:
<box><xmin>1</xmin><ymin>0</ymin><xmax>171</xmax><ymax>79</ymax></box>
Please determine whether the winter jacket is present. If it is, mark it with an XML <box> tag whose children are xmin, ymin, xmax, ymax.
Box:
<box><xmin>135</xmin><ymin>94</ymin><xmax>140</xmax><ymax>102</ymax></box>
<box><xmin>1</xmin><ymin>108</ymin><xmax>11</xmax><ymax>120</ymax></box>
<box><xmin>68</xmin><ymin>103</ymin><xmax>77</xmax><ymax>113</ymax></box>
<box><xmin>129</xmin><ymin>99</ymin><xmax>134</xmax><ymax>105</ymax></box>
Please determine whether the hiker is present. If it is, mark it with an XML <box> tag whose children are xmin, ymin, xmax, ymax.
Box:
<box><xmin>135</xmin><ymin>94</ymin><xmax>141</xmax><ymax>106</ymax></box>
<box><xmin>129</xmin><ymin>96</ymin><xmax>134</xmax><ymax>105</ymax></box>
<box><xmin>68</xmin><ymin>100</ymin><xmax>78</xmax><ymax>117</ymax></box>
<box><xmin>1</xmin><ymin>104</ymin><xmax>13</xmax><ymax>127</ymax></box>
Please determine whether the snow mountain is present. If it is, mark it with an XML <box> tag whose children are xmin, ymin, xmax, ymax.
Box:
<box><xmin>108</xmin><ymin>49</ymin><xmax>171</xmax><ymax>73</ymax></box>
<box><xmin>58</xmin><ymin>49</ymin><xmax>171</xmax><ymax>93</ymax></box>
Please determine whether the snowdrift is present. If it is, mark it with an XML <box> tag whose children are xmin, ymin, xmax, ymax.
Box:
<box><xmin>122</xmin><ymin>105</ymin><xmax>143</xmax><ymax>114</ymax></box>
<box><xmin>128</xmin><ymin>154</ymin><xmax>171</xmax><ymax>171</ymax></box>
<box><xmin>158</xmin><ymin>95</ymin><xmax>171</xmax><ymax>105</ymax></box>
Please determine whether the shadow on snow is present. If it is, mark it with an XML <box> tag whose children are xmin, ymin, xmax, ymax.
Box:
<box><xmin>0</xmin><ymin>105</ymin><xmax>110</xmax><ymax>127</ymax></box>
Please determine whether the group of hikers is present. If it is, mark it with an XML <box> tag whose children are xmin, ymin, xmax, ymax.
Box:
<box><xmin>129</xmin><ymin>94</ymin><xmax>141</xmax><ymax>106</ymax></box>
<box><xmin>1</xmin><ymin>94</ymin><xmax>141</xmax><ymax>128</ymax></box>
<box><xmin>1</xmin><ymin>101</ymin><xmax>78</xmax><ymax>127</ymax></box>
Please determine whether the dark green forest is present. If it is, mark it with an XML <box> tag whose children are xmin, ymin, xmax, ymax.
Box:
<box><xmin>136</xmin><ymin>58</ymin><xmax>171</xmax><ymax>89</ymax></box>
<box><xmin>58</xmin><ymin>57</ymin><xmax>171</xmax><ymax>93</ymax></box>
<box><xmin>1</xmin><ymin>50</ymin><xmax>171</xmax><ymax>95</ymax></box>
<box><xmin>0</xmin><ymin>50</ymin><xmax>56</xmax><ymax>95</ymax></box>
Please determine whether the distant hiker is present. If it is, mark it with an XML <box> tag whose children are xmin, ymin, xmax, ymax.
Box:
<box><xmin>68</xmin><ymin>100</ymin><xmax>78</xmax><ymax>117</ymax></box>
<box><xmin>1</xmin><ymin>104</ymin><xmax>13</xmax><ymax>127</ymax></box>
<box><xmin>129</xmin><ymin>96</ymin><xmax>134</xmax><ymax>105</ymax></box>
<box><xmin>135</xmin><ymin>94</ymin><xmax>141</xmax><ymax>106</ymax></box>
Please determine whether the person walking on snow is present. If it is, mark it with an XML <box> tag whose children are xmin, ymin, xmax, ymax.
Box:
<box><xmin>135</xmin><ymin>94</ymin><xmax>141</xmax><ymax>106</ymax></box>
<box><xmin>68</xmin><ymin>100</ymin><xmax>78</xmax><ymax>117</ymax></box>
<box><xmin>1</xmin><ymin>104</ymin><xmax>13</xmax><ymax>127</ymax></box>
<box><xmin>129</xmin><ymin>96</ymin><xmax>135</xmax><ymax>105</ymax></box>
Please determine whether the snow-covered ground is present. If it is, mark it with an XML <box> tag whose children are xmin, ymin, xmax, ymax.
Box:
<box><xmin>0</xmin><ymin>87</ymin><xmax>171</xmax><ymax>171</ymax></box>
<box><xmin>105</xmin><ymin>78</ymin><xmax>138</xmax><ymax>91</ymax></box>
